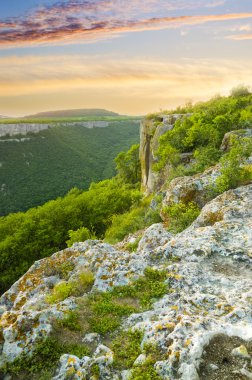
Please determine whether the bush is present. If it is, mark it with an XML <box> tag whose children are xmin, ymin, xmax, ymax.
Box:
<box><xmin>57</xmin><ymin>311</ymin><xmax>82</xmax><ymax>331</ymax></box>
<box><xmin>104</xmin><ymin>198</ymin><xmax>161</xmax><ymax>244</ymax></box>
<box><xmin>112</xmin><ymin>267</ymin><xmax>168</xmax><ymax>309</ymax></box>
<box><xmin>216</xmin><ymin>137</ymin><xmax>252</xmax><ymax>192</ymax></box>
<box><xmin>153</xmin><ymin>91</ymin><xmax>252</xmax><ymax>175</ymax></box>
<box><xmin>193</xmin><ymin>146</ymin><xmax>221</xmax><ymax>172</ymax></box>
<box><xmin>230</xmin><ymin>85</ymin><xmax>251</xmax><ymax>97</ymax></box>
<box><xmin>46</xmin><ymin>281</ymin><xmax>74</xmax><ymax>304</ymax></box>
<box><xmin>46</xmin><ymin>270</ymin><xmax>94</xmax><ymax>304</ymax></box>
<box><xmin>115</xmin><ymin>144</ymin><xmax>141</xmax><ymax>184</ymax></box>
<box><xmin>112</xmin><ymin>330</ymin><xmax>143</xmax><ymax>369</ymax></box>
<box><xmin>66</xmin><ymin>227</ymin><xmax>96</xmax><ymax>247</ymax></box>
<box><xmin>0</xmin><ymin>177</ymin><xmax>141</xmax><ymax>294</ymax></box>
<box><xmin>162</xmin><ymin>202</ymin><xmax>200</xmax><ymax>233</ymax></box>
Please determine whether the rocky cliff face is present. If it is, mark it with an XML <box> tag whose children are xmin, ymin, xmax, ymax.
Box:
<box><xmin>0</xmin><ymin>183</ymin><xmax>251</xmax><ymax>379</ymax></box>
<box><xmin>0</xmin><ymin>121</ymin><xmax>128</xmax><ymax>138</ymax></box>
<box><xmin>140</xmin><ymin>114</ymin><xmax>191</xmax><ymax>193</ymax></box>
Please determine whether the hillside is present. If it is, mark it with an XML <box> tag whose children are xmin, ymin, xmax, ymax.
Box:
<box><xmin>0</xmin><ymin>120</ymin><xmax>140</xmax><ymax>215</ymax></box>
<box><xmin>25</xmin><ymin>108</ymin><xmax>119</xmax><ymax>118</ymax></box>
<box><xmin>0</xmin><ymin>91</ymin><xmax>252</xmax><ymax>380</ymax></box>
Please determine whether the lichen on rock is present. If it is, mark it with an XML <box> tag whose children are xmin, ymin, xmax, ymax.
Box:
<box><xmin>1</xmin><ymin>184</ymin><xmax>252</xmax><ymax>379</ymax></box>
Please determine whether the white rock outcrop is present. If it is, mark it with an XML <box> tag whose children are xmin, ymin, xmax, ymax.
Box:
<box><xmin>0</xmin><ymin>185</ymin><xmax>252</xmax><ymax>379</ymax></box>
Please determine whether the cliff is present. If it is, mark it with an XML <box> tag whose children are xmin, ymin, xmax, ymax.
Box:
<box><xmin>0</xmin><ymin>99</ymin><xmax>252</xmax><ymax>379</ymax></box>
<box><xmin>0</xmin><ymin>121</ymin><xmax>114</xmax><ymax>138</ymax></box>
<box><xmin>140</xmin><ymin>114</ymin><xmax>191</xmax><ymax>193</ymax></box>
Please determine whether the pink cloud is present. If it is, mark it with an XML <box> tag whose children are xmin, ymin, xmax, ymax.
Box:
<box><xmin>0</xmin><ymin>0</ymin><xmax>250</xmax><ymax>47</ymax></box>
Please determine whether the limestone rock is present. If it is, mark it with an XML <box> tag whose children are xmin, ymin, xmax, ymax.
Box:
<box><xmin>231</xmin><ymin>345</ymin><xmax>250</xmax><ymax>359</ymax></box>
<box><xmin>221</xmin><ymin>128</ymin><xmax>252</xmax><ymax>151</ymax></box>
<box><xmin>137</xmin><ymin>223</ymin><xmax>173</xmax><ymax>255</ymax></box>
<box><xmin>1</xmin><ymin>184</ymin><xmax>252</xmax><ymax>379</ymax></box>
<box><xmin>162</xmin><ymin>185</ymin><xmax>252</xmax><ymax>262</ymax></box>
<box><xmin>140</xmin><ymin>114</ymin><xmax>191</xmax><ymax>193</ymax></box>
<box><xmin>161</xmin><ymin>164</ymin><xmax>221</xmax><ymax>216</ymax></box>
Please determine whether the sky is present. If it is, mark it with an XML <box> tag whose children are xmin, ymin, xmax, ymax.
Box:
<box><xmin>0</xmin><ymin>0</ymin><xmax>251</xmax><ymax>116</ymax></box>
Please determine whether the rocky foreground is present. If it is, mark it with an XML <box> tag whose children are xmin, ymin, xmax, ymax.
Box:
<box><xmin>0</xmin><ymin>183</ymin><xmax>251</xmax><ymax>379</ymax></box>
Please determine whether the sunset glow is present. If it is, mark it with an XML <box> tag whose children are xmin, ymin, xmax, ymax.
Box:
<box><xmin>0</xmin><ymin>0</ymin><xmax>251</xmax><ymax>116</ymax></box>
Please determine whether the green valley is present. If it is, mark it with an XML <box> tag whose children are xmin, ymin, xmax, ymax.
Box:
<box><xmin>0</xmin><ymin>120</ymin><xmax>140</xmax><ymax>215</ymax></box>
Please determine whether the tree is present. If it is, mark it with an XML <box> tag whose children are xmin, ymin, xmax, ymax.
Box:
<box><xmin>115</xmin><ymin>144</ymin><xmax>141</xmax><ymax>184</ymax></box>
<box><xmin>230</xmin><ymin>85</ymin><xmax>251</xmax><ymax>97</ymax></box>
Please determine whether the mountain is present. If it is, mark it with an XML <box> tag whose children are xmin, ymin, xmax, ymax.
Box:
<box><xmin>24</xmin><ymin>108</ymin><xmax>119</xmax><ymax>118</ymax></box>
<box><xmin>0</xmin><ymin>92</ymin><xmax>252</xmax><ymax>380</ymax></box>
<box><xmin>0</xmin><ymin>120</ymin><xmax>140</xmax><ymax>215</ymax></box>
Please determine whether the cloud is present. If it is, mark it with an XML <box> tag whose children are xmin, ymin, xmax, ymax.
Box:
<box><xmin>0</xmin><ymin>54</ymin><xmax>251</xmax><ymax>95</ymax></box>
<box><xmin>0</xmin><ymin>54</ymin><xmax>251</xmax><ymax>115</ymax></box>
<box><xmin>205</xmin><ymin>0</ymin><xmax>226</xmax><ymax>8</ymax></box>
<box><xmin>0</xmin><ymin>0</ymin><xmax>248</xmax><ymax>47</ymax></box>
<box><xmin>227</xmin><ymin>33</ymin><xmax>252</xmax><ymax>40</ymax></box>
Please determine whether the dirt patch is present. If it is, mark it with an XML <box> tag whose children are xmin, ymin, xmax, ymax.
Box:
<box><xmin>198</xmin><ymin>334</ymin><xmax>252</xmax><ymax>380</ymax></box>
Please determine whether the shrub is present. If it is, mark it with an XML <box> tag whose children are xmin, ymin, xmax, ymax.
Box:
<box><xmin>162</xmin><ymin>201</ymin><xmax>200</xmax><ymax>233</ymax></box>
<box><xmin>46</xmin><ymin>270</ymin><xmax>94</xmax><ymax>304</ymax></box>
<box><xmin>57</xmin><ymin>311</ymin><xmax>82</xmax><ymax>331</ymax></box>
<box><xmin>104</xmin><ymin>198</ymin><xmax>161</xmax><ymax>244</ymax></box>
<box><xmin>66</xmin><ymin>227</ymin><xmax>96</xmax><ymax>247</ymax></box>
<box><xmin>46</xmin><ymin>281</ymin><xmax>74</xmax><ymax>304</ymax></box>
<box><xmin>126</xmin><ymin>236</ymin><xmax>142</xmax><ymax>252</ymax></box>
<box><xmin>130</xmin><ymin>357</ymin><xmax>162</xmax><ymax>380</ymax></box>
<box><xmin>230</xmin><ymin>85</ymin><xmax>251</xmax><ymax>97</ymax></box>
<box><xmin>153</xmin><ymin>144</ymin><xmax>180</xmax><ymax>172</ymax></box>
<box><xmin>112</xmin><ymin>329</ymin><xmax>143</xmax><ymax>369</ymax></box>
<box><xmin>112</xmin><ymin>267</ymin><xmax>168</xmax><ymax>309</ymax></box>
<box><xmin>1</xmin><ymin>337</ymin><xmax>90</xmax><ymax>379</ymax></box>
<box><xmin>87</xmin><ymin>292</ymin><xmax>137</xmax><ymax>335</ymax></box>
<box><xmin>216</xmin><ymin>137</ymin><xmax>252</xmax><ymax>193</ymax></box>
<box><xmin>74</xmin><ymin>270</ymin><xmax>95</xmax><ymax>296</ymax></box>
<box><xmin>57</xmin><ymin>261</ymin><xmax>75</xmax><ymax>279</ymax></box>
<box><xmin>193</xmin><ymin>146</ymin><xmax>221</xmax><ymax>172</ymax></box>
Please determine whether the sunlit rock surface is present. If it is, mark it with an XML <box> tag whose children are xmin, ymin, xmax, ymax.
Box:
<box><xmin>0</xmin><ymin>185</ymin><xmax>252</xmax><ymax>379</ymax></box>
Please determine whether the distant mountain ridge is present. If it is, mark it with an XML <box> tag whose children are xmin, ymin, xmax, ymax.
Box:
<box><xmin>25</xmin><ymin>108</ymin><xmax>119</xmax><ymax>118</ymax></box>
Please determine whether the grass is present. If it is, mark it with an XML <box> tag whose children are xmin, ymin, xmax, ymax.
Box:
<box><xmin>111</xmin><ymin>267</ymin><xmax>168</xmax><ymax>309</ymax></box>
<box><xmin>56</xmin><ymin>311</ymin><xmax>82</xmax><ymax>332</ymax></box>
<box><xmin>1</xmin><ymin>336</ymin><xmax>90</xmax><ymax>380</ymax></box>
<box><xmin>126</xmin><ymin>236</ymin><xmax>142</xmax><ymax>252</ymax></box>
<box><xmin>111</xmin><ymin>330</ymin><xmax>164</xmax><ymax>379</ymax></box>
<box><xmin>52</xmin><ymin>267</ymin><xmax>169</xmax><ymax>336</ymax></box>
<box><xmin>46</xmin><ymin>270</ymin><xmax>95</xmax><ymax>304</ymax></box>
<box><xmin>112</xmin><ymin>329</ymin><xmax>143</xmax><ymax>369</ymax></box>
<box><xmin>87</xmin><ymin>291</ymin><xmax>138</xmax><ymax>335</ymax></box>
<box><xmin>2</xmin><ymin>268</ymin><xmax>169</xmax><ymax>379</ymax></box>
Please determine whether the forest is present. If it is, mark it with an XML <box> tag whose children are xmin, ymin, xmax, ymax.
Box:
<box><xmin>0</xmin><ymin>89</ymin><xmax>251</xmax><ymax>295</ymax></box>
<box><xmin>0</xmin><ymin>120</ymin><xmax>140</xmax><ymax>215</ymax></box>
